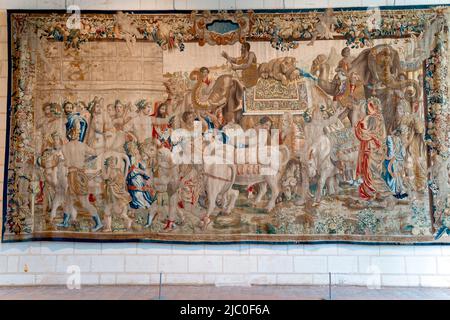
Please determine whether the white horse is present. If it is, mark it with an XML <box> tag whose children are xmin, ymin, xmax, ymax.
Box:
<box><xmin>306</xmin><ymin>134</ymin><xmax>340</xmax><ymax>205</ymax></box>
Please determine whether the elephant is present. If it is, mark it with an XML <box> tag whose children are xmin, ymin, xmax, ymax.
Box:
<box><xmin>349</xmin><ymin>44</ymin><xmax>420</xmax><ymax>102</ymax></box>
<box><xmin>313</xmin><ymin>45</ymin><xmax>421</xmax><ymax>131</ymax></box>
<box><xmin>348</xmin><ymin>44</ymin><xmax>421</xmax><ymax>133</ymax></box>
<box><xmin>190</xmin><ymin>69</ymin><xmax>244</xmax><ymax>122</ymax></box>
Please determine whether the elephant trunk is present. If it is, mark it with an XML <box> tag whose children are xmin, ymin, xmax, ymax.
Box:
<box><xmin>386</xmin><ymin>78</ymin><xmax>420</xmax><ymax>102</ymax></box>
<box><xmin>189</xmin><ymin>70</ymin><xmax>210</xmax><ymax>110</ymax></box>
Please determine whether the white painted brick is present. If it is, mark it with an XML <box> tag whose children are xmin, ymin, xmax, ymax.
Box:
<box><xmin>303</xmin><ymin>244</ymin><xmax>338</xmax><ymax>255</ymax></box>
<box><xmin>34</xmin><ymin>273</ymin><xmax>68</xmax><ymax>285</ymax></box>
<box><xmin>382</xmin><ymin>275</ymin><xmax>421</xmax><ymax>287</ymax></box>
<box><xmin>358</xmin><ymin>256</ymin><xmax>371</xmax><ymax>273</ymax></box>
<box><xmin>101</xmin><ymin>243</ymin><xmax>137</xmax><ymax>255</ymax></box>
<box><xmin>331</xmin><ymin>0</ymin><xmax>362</xmax><ymax>7</ymax></box>
<box><xmin>420</xmin><ymin>276</ymin><xmax>450</xmax><ymax>288</ymax></box>
<box><xmin>116</xmin><ymin>274</ymin><xmax>150</xmax><ymax>285</ymax></box>
<box><xmin>370</xmin><ymin>257</ymin><xmax>405</xmax><ymax>274</ymax></box>
<box><xmin>28</xmin><ymin>242</ymin><xmax>41</xmax><ymax>254</ymax></box>
<box><xmin>277</xmin><ymin>274</ymin><xmax>313</xmax><ymax>285</ymax></box>
<box><xmin>0</xmin><ymin>242</ymin><xmax>40</xmax><ymax>255</ymax></box>
<box><xmin>379</xmin><ymin>245</ymin><xmax>414</xmax><ymax>256</ymax></box>
<box><xmin>125</xmin><ymin>256</ymin><xmax>158</xmax><ymax>272</ymax></box>
<box><xmin>237</xmin><ymin>244</ymin><xmax>251</xmax><ymax>254</ymax></box>
<box><xmin>150</xmin><ymin>273</ymin><xmax>164</xmax><ymax>284</ymax></box>
<box><xmin>40</xmin><ymin>242</ymin><xmax>74</xmax><ymax>254</ymax></box>
<box><xmin>189</xmin><ymin>256</ymin><xmax>222</xmax><ymax>273</ymax></box>
<box><xmin>249</xmin><ymin>274</ymin><xmax>277</xmax><ymax>285</ymax></box>
<box><xmin>136</xmin><ymin>243</ymin><xmax>171</xmax><ymax>255</ymax></box>
<box><xmin>357</xmin><ymin>0</ymin><xmax>388</xmax><ymax>6</ymax></box>
<box><xmin>283</xmin><ymin>0</ymin><xmax>296</xmax><ymax>7</ymax></box>
<box><xmin>333</xmin><ymin>274</ymin><xmax>369</xmax><ymax>286</ymax></box>
<box><xmin>0</xmin><ymin>76</ymin><xmax>6</xmax><ymax>97</ymax></box>
<box><xmin>204</xmin><ymin>244</ymin><xmax>243</xmax><ymax>255</ymax></box>
<box><xmin>73</xmin><ymin>242</ymin><xmax>101</xmax><ymax>254</ymax></box>
<box><xmin>100</xmin><ymin>274</ymin><xmax>116</xmax><ymax>285</ymax></box>
<box><xmin>56</xmin><ymin>255</ymin><xmax>91</xmax><ymax>273</ymax></box>
<box><xmin>6</xmin><ymin>256</ymin><xmax>18</xmax><ymax>272</ymax></box>
<box><xmin>0</xmin><ymin>61</ymin><xmax>7</xmax><ymax>79</ymax></box>
<box><xmin>138</xmin><ymin>0</ymin><xmax>157</xmax><ymax>10</ymax></box>
<box><xmin>0</xmin><ymin>256</ymin><xmax>6</xmax><ymax>272</ymax></box>
<box><xmin>219</xmin><ymin>0</ymin><xmax>236</xmax><ymax>10</ymax></box>
<box><xmin>172</xmin><ymin>0</ymin><xmax>187</xmax><ymax>10</ymax></box>
<box><xmin>287</xmin><ymin>244</ymin><xmax>304</xmax><ymax>255</ymax></box>
<box><xmin>71</xmin><ymin>0</ymin><xmax>140</xmax><ymax>10</ymax></box>
<box><xmin>249</xmin><ymin>244</ymin><xmax>288</xmax><ymax>255</ymax></box>
<box><xmin>394</xmin><ymin>0</ymin><xmax>449</xmax><ymax>5</ymax></box>
<box><xmin>186</xmin><ymin>0</ymin><xmax>220</xmax><ymax>9</ymax></box>
<box><xmin>0</xmin><ymin>274</ymin><xmax>35</xmax><ymax>285</ymax></box>
<box><xmin>172</xmin><ymin>244</ymin><xmax>205</xmax><ymax>255</ymax></box>
<box><xmin>0</xmin><ymin>11</ymin><xmax>5</xmax><ymax>27</ymax></box>
<box><xmin>0</xmin><ymin>0</ymin><xmax>38</xmax><ymax>10</ymax></box>
<box><xmin>143</xmin><ymin>0</ymin><xmax>172</xmax><ymax>9</ymax></box>
<box><xmin>165</xmin><ymin>273</ymin><xmax>204</xmax><ymax>285</ymax></box>
<box><xmin>264</xmin><ymin>0</ymin><xmax>284</xmax><ymax>8</ymax></box>
<box><xmin>312</xmin><ymin>274</ymin><xmax>329</xmax><ymax>285</ymax></box>
<box><xmin>204</xmin><ymin>274</ymin><xmax>251</xmax><ymax>286</ymax></box>
<box><xmin>0</xmin><ymin>26</ymin><xmax>6</xmax><ymax>43</ymax></box>
<box><xmin>328</xmin><ymin>256</ymin><xmax>358</xmax><ymax>273</ymax></box>
<box><xmin>19</xmin><ymin>255</ymin><xmax>56</xmax><ymax>273</ymax></box>
<box><xmin>223</xmin><ymin>256</ymin><xmax>257</xmax><ymax>273</ymax></box>
<box><xmin>286</xmin><ymin>0</ymin><xmax>329</xmax><ymax>8</ymax></box>
<box><xmin>0</xmin><ymin>97</ymin><xmax>6</xmax><ymax>113</ymax></box>
<box><xmin>294</xmin><ymin>256</ymin><xmax>327</xmax><ymax>273</ymax></box>
<box><xmin>414</xmin><ymin>246</ymin><xmax>442</xmax><ymax>256</ymax></box>
<box><xmin>437</xmin><ymin>257</ymin><xmax>450</xmax><ymax>274</ymax></box>
<box><xmin>440</xmin><ymin>246</ymin><xmax>450</xmax><ymax>256</ymax></box>
<box><xmin>91</xmin><ymin>256</ymin><xmax>124</xmax><ymax>272</ymax></box>
<box><xmin>0</xmin><ymin>113</ymin><xmax>6</xmax><ymax>130</ymax></box>
<box><xmin>258</xmin><ymin>255</ymin><xmax>293</xmax><ymax>273</ymax></box>
<box><xmin>405</xmin><ymin>257</ymin><xmax>437</xmax><ymax>275</ymax></box>
<box><xmin>80</xmin><ymin>274</ymin><xmax>100</xmax><ymax>285</ymax></box>
<box><xmin>158</xmin><ymin>255</ymin><xmax>188</xmax><ymax>273</ymax></box>
<box><xmin>236</xmin><ymin>0</ymin><xmax>265</xmax><ymax>9</ymax></box>
<box><xmin>35</xmin><ymin>273</ymin><xmax>99</xmax><ymax>285</ymax></box>
<box><xmin>337</xmin><ymin>244</ymin><xmax>380</xmax><ymax>256</ymax></box>
<box><xmin>0</xmin><ymin>242</ymin><xmax>31</xmax><ymax>255</ymax></box>
<box><xmin>36</xmin><ymin>0</ymin><xmax>66</xmax><ymax>9</ymax></box>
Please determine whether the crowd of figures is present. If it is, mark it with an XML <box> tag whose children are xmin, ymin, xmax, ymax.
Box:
<box><xmin>34</xmin><ymin>41</ymin><xmax>427</xmax><ymax>234</ymax></box>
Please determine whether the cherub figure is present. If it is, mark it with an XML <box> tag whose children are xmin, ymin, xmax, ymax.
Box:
<box><xmin>307</xmin><ymin>8</ymin><xmax>337</xmax><ymax>46</ymax></box>
<box><xmin>115</xmin><ymin>11</ymin><xmax>141</xmax><ymax>53</ymax></box>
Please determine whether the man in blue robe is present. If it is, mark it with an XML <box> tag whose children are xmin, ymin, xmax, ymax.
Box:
<box><xmin>63</xmin><ymin>101</ymin><xmax>88</xmax><ymax>142</ymax></box>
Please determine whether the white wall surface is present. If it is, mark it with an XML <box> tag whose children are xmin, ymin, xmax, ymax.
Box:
<box><xmin>1</xmin><ymin>241</ymin><xmax>450</xmax><ymax>287</ymax></box>
<box><xmin>0</xmin><ymin>0</ymin><xmax>450</xmax><ymax>287</ymax></box>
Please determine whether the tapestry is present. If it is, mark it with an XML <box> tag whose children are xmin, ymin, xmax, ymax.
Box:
<box><xmin>3</xmin><ymin>7</ymin><xmax>450</xmax><ymax>243</ymax></box>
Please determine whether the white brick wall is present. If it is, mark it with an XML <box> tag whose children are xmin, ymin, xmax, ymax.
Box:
<box><xmin>0</xmin><ymin>0</ymin><xmax>450</xmax><ymax>288</ymax></box>
<box><xmin>0</xmin><ymin>241</ymin><xmax>449</xmax><ymax>287</ymax></box>
<box><xmin>1</xmin><ymin>0</ymin><xmax>449</xmax><ymax>10</ymax></box>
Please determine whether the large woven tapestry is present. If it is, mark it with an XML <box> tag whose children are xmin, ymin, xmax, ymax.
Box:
<box><xmin>3</xmin><ymin>7</ymin><xmax>450</xmax><ymax>243</ymax></box>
